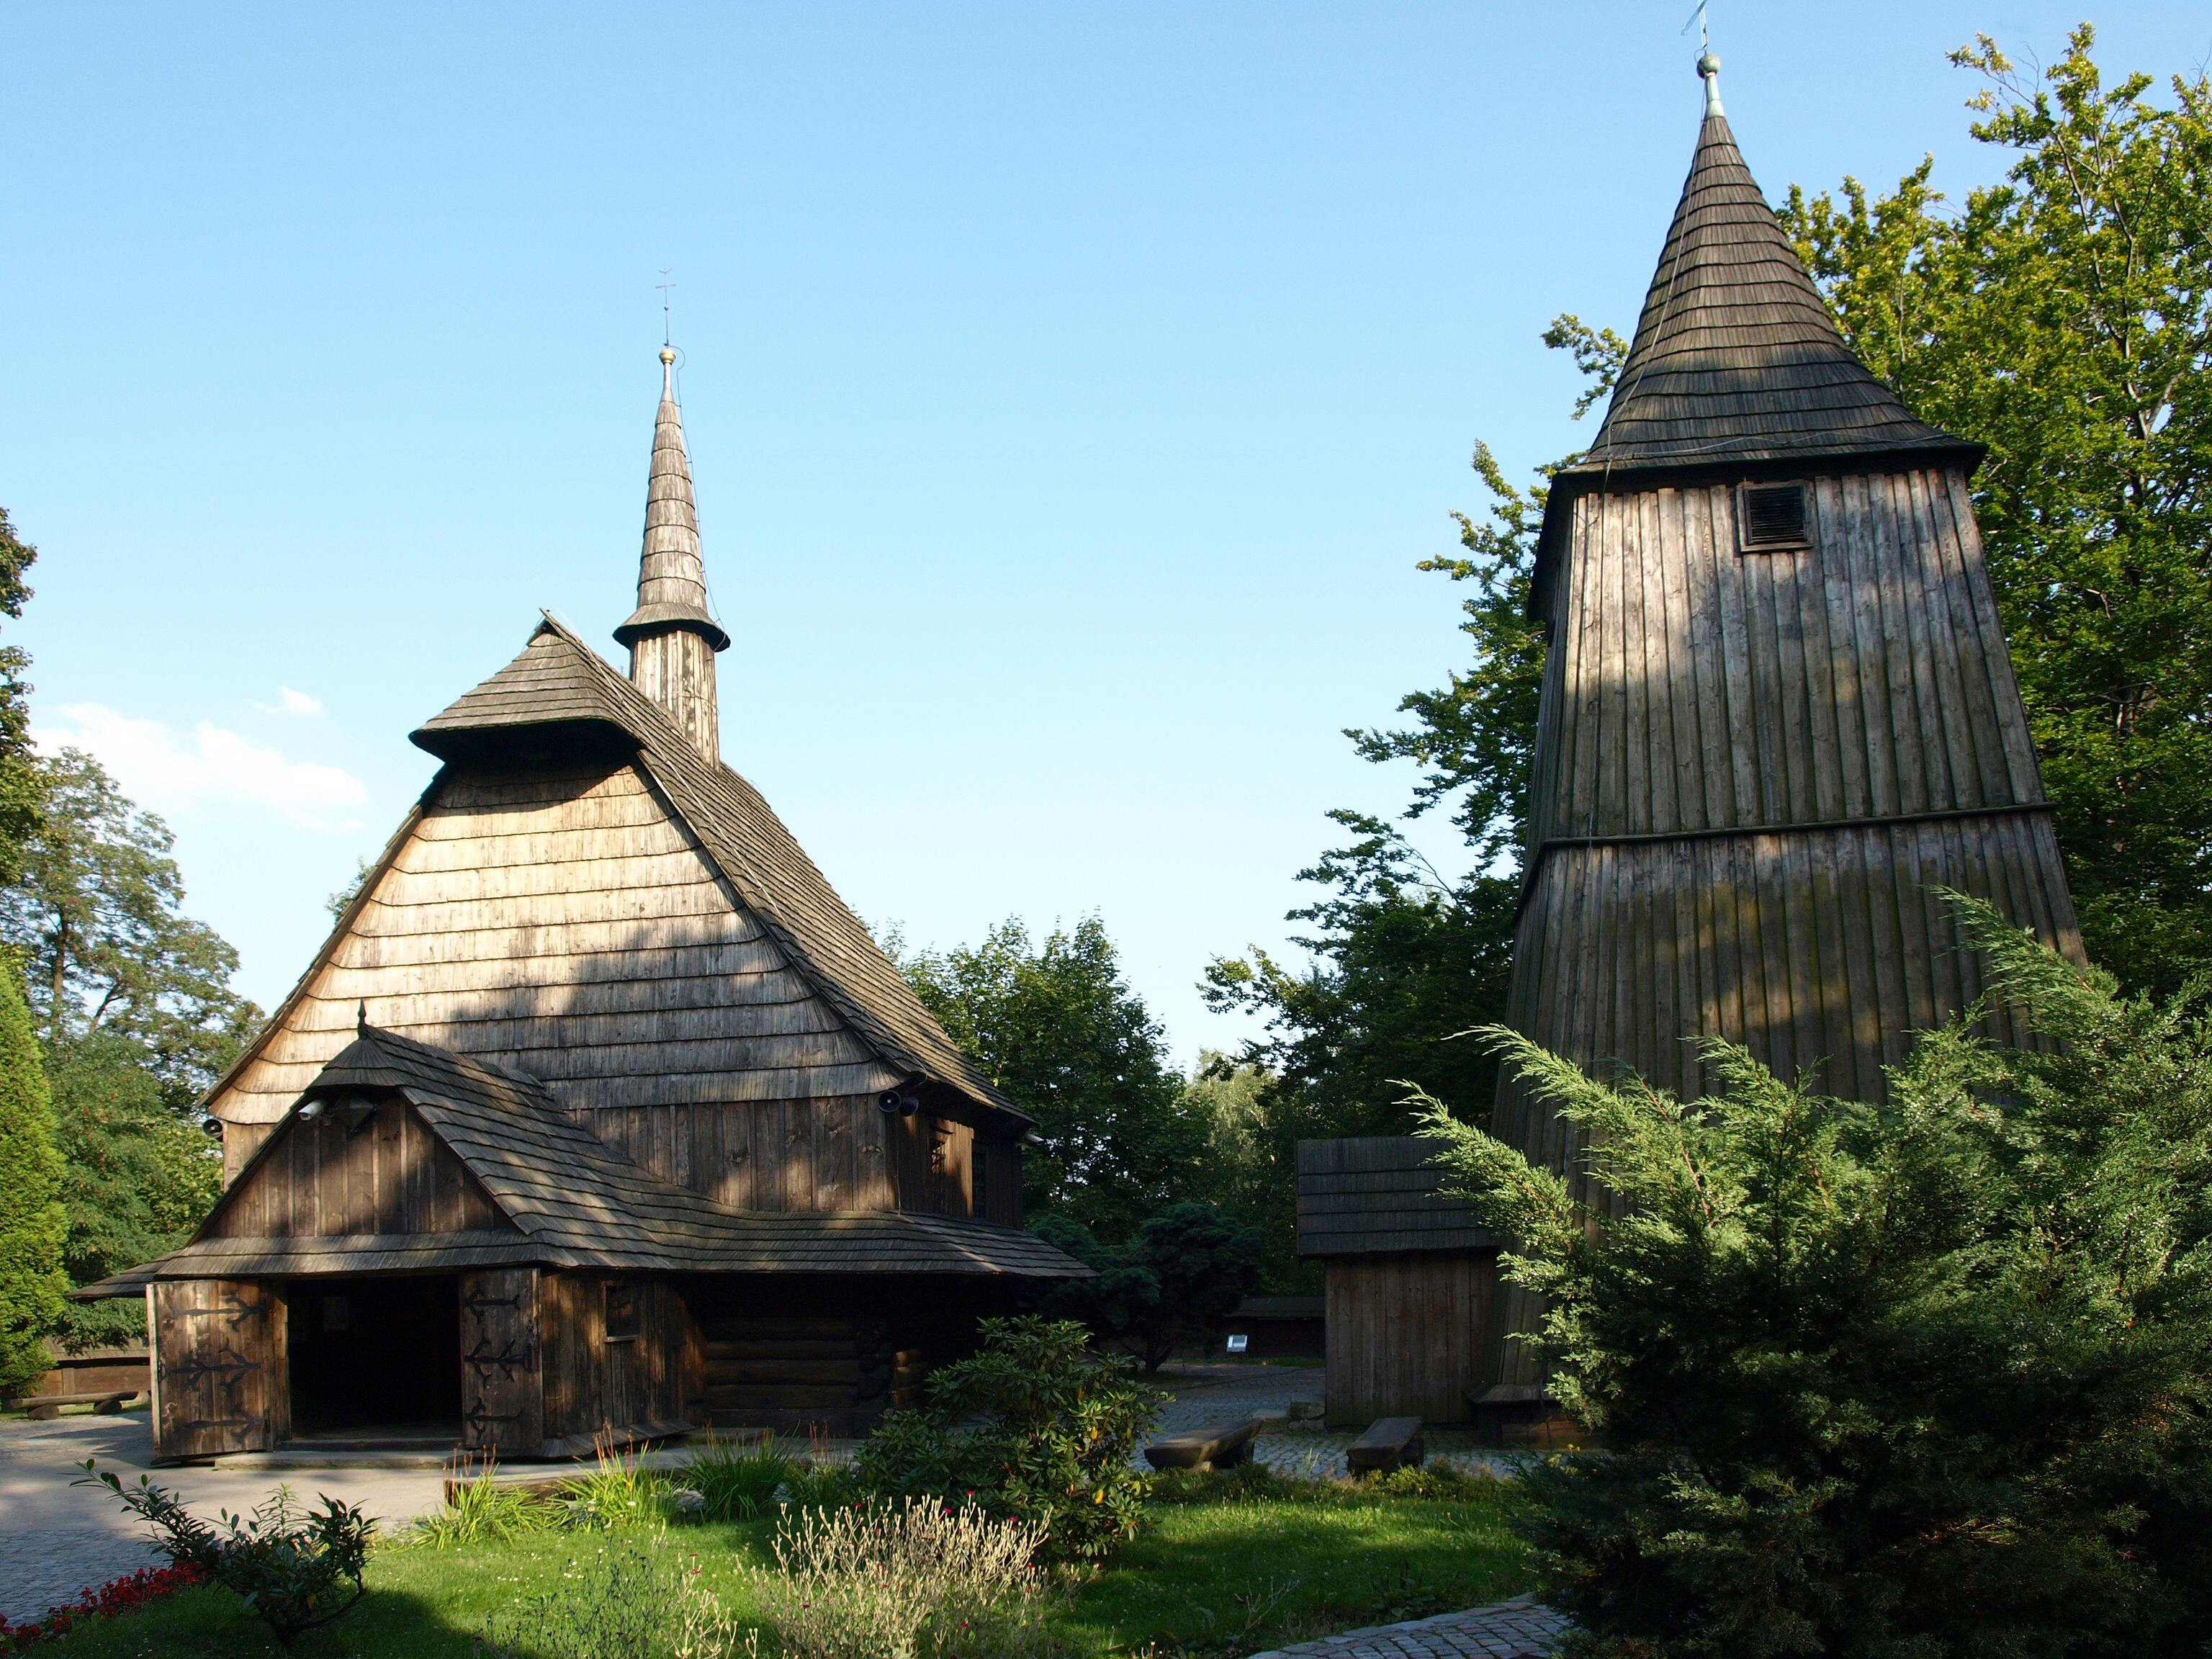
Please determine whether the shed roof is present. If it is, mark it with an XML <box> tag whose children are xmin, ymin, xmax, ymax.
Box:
<box><xmin>1295</xmin><ymin>1136</ymin><xmax>1495</xmax><ymax>1258</ymax></box>
<box><xmin>84</xmin><ymin>1028</ymin><xmax>1082</xmax><ymax>1293</ymax></box>
<box><xmin>403</xmin><ymin>615</ymin><xmax>1022</xmax><ymax>1126</ymax></box>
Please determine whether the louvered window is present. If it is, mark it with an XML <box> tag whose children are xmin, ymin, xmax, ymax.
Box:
<box><xmin>1737</xmin><ymin>482</ymin><xmax>1811</xmax><ymax>551</ymax></box>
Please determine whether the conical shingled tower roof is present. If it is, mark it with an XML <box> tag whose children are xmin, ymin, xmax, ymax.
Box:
<box><xmin>615</xmin><ymin>354</ymin><xmax>731</xmax><ymax>652</ymax></box>
<box><xmin>1565</xmin><ymin>89</ymin><xmax>1974</xmax><ymax>478</ymax></box>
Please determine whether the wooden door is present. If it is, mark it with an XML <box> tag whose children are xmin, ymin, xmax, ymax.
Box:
<box><xmin>459</xmin><ymin>1268</ymin><xmax>542</xmax><ymax>1455</ymax></box>
<box><xmin>151</xmin><ymin>1280</ymin><xmax>282</xmax><ymax>1458</ymax></box>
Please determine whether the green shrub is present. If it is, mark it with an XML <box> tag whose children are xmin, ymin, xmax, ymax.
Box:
<box><xmin>1035</xmin><ymin>1203</ymin><xmax>1262</xmax><ymax>1372</ymax></box>
<box><xmin>76</xmin><ymin>1460</ymin><xmax>374</xmax><ymax>1643</ymax></box>
<box><xmin>560</xmin><ymin>1438</ymin><xmax>681</xmax><ymax>1531</ymax></box>
<box><xmin>851</xmin><ymin>1316</ymin><xmax>1158</xmax><ymax>1560</ymax></box>
<box><xmin>679</xmin><ymin>1434</ymin><xmax>797</xmax><ymax>1522</ymax></box>
<box><xmin>1415</xmin><ymin>899</ymin><xmax>2212</xmax><ymax>1658</ymax></box>
<box><xmin>1366</xmin><ymin>1462</ymin><xmax>1499</xmax><ymax>1502</ymax></box>
<box><xmin>407</xmin><ymin>1457</ymin><xmax>564</xmax><ymax>1547</ymax></box>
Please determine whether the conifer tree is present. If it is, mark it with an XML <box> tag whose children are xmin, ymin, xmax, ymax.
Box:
<box><xmin>0</xmin><ymin>963</ymin><xmax>66</xmax><ymax>1397</ymax></box>
<box><xmin>1415</xmin><ymin>899</ymin><xmax>2212</xmax><ymax>1657</ymax></box>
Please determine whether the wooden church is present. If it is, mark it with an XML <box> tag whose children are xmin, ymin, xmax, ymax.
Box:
<box><xmin>1488</xmin><ymin>56</ymin><xmax>2083</xmax><ymax>1385</ymax></box>
<box><xmin>88</xmin><ymin>349</ymin><xmax>1085</xmax><ymax>1460</ymax></box>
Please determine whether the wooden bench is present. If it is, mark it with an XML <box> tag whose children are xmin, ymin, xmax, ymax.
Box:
<box><xmin>1346</xmin><ymin>1416</ymin><xmax>1424</xmax><ymax>1474</ymax></box>
<box><xmin>1143</xmin><ymin>1418</ymin><xmax>1260</xmax><ymax>1471</ymax></box>
<box><xmin>6</xmin><ymin>1390</ymin><xmax>138</xmax><ymax>1421</ymax></box>
<box><xmin>1468</xmin><ymin>1384</ymin><xmax>1583</xmax><ymax>1449</ymax></box>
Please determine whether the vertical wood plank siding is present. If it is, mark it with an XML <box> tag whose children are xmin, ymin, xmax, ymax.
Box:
<box><xmin>539</xmin><ymin>1272</ymin><xmax>699</xmax><ymax>1442</ymax></box>
<box><xmin>152</xmin><ymin>1279</ymin><xmax>284</xmax><ymax>1459</ymax></box>
<box><xmin>1323</xmin><ymin>1254</ymin><xmax>1496</xmax><ymax>1425</ymax></box>
<box><xmin>459</xmin><ymin>1267</ymin><xmax>544</xmax><ymax>1454</ymax></box>
<box><xmin>210</xmin><ymin>1100</ymin><xmax>506</xmax><ymax>1239</ymax></box>
<box><xmin>1495</xmin><ymin>468</ymin><xmax>2082</xmax><ymax>1387</ymax></box>
<box><xmin>1527</xmin><ymin>472</ymin><xmax>2052</xmax><ymax>845</ymax></box>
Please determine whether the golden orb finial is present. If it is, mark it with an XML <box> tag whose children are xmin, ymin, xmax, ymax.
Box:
<box><xmin>660</xmin><ymin>346</ymin><xmax>676</xmax><ymax>366</ymax></box>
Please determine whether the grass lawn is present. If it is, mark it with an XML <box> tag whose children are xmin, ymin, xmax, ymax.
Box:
<box><xmin>35</xmin><ymin>1477</ymin><xmax>1531</xmax><ymax>1658</ymax></box>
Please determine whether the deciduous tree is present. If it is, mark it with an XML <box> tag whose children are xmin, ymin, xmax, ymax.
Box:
<box><xmin>0</xmin><ymin>749</ymin><xmax>260</xmax><ymax>1108</ymax></box>
<box><xmin>894</xmin><ymin>916</ymin><xmax>1208</xmax><ymax>1238</ymax></box>
<box><xmin>1781</xmin><ymin>27</ymin><xmax>2212</xmax><ymax>994</ymax></box>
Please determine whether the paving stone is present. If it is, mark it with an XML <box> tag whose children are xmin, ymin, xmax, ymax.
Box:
<box><xmin>1245</xmin><ymin>1596</ymin><xmax>1573</xmax><ymax>1659</ymax></box>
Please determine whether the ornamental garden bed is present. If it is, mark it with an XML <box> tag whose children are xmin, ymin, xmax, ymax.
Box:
<box><xmin>30</xmin><ymin>1473</ymin><xmax>1529</xmax><ymax>1659</ymax></box>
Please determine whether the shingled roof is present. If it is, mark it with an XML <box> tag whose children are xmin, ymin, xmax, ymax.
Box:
<box><xmin>1570</xmin><ymin>108</ymin><xmax>1972</xmax><ymax>479</ymax></box>
<box><xmin>1529</xmin><ymin>75</ymin><xmax>1982</xmax><ymax>618</ymax></box>
<box><xmin>85</xmin><ymin>1028</ymin><xmax>1082</xmax><ymax>1292</ymax></box>
<box><xmin>410</xmin><ymin>615</ymin><xmax>1020</xmax><ymax>1125</ymax></box>
<box><xmin>1295</xmin><ymin>1136</ymin><xmax>1496</xmax><ymax>1258</ymax></box>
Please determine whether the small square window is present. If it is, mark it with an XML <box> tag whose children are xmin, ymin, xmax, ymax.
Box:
<box><xmin>1737</xmin><ymin>482</ymin><xmax>1811</xmax><ymax>552</ymax></box>
<box><xmin>322</xmin><ymin>1294</ymin><xmax>350</xmax><ymax>1334</ymax></box>
<box><xmin>603</xmin><ymin>1280</ymin><xmax>638</xmax><ymax>1342</ymax></box>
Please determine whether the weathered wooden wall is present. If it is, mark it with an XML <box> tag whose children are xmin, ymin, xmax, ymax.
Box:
<box><xmin>460</xmin><ymin>1267</ymin><xmax>544</xmax><ymax>1455</ymax></box>
<box><xmin>539</xmin><ymin>1272</ymin><xmax>700</xmax><ymax>1445</ymax></box>
<box><xmin>207</xmin><ymin>759</ymin><xmax>1011</xmax><ymax>1224</ymax></box>
<box><xmin>210</xmin><ymin>1098</ymin><xmax>506</xmax><ymax>1241</ymax></box>
<box><xmin>151</xmin><ymin>1279</ymin><xmax>287</xmax><ymax>1459</ymax></box>
<box><xmin>1494</xmin><ymin>466</ymin><xmax>2083</xmax><ymax>1388</ymax></box>
<box><xmin>1525</xmin><ymin>470</ymin><xmax>2054</xmax><ymax>850</ymax></box>
<box><xmin>1323</xmin><ymin>1253</ymin><xmax>1496</xmax><ymax>1425</ymax></box>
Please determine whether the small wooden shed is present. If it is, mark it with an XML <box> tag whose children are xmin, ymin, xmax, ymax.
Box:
<box><xmin>1297</xmin><ymin>1137</ymin><xmax>1496</xmax><ymax>1425</ymax></box>
<box><xmin>82</xmin><ymin>350</ymin><xmax>1088</xmax><ymax>1460</ymax></box>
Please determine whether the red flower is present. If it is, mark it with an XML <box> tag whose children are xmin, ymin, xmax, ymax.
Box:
<box><xmin>0</xmin><ymin>1562</ymin><xmax>209</xmax><ymax>1650</ymax></box>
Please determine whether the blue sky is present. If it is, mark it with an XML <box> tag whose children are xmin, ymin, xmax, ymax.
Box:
<box><xmin>3</xmin><ymin>4</ymin><xmax>2206</xmax><ymax>1065</ymax></box>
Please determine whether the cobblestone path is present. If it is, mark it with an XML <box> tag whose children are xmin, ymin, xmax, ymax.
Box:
<box><xmin>1246</xmin><ymin>1598</ymin><xmax>1570</xmax><ymax>1659</ymax></box>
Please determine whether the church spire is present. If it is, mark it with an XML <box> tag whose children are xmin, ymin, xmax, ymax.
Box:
<box><xmin>1565</xmin><ymin>58</ymin><xmax>1974</xmax><ymax>477</ymax></box>
<box><xmin>614</xmin><ymin>347</ymin><xmax>730</xmax><ymax>760</ymax></box>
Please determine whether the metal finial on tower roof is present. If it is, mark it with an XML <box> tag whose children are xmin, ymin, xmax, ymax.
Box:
<box><xmin>1697</xmin><ymin>51</ymin><xmax>1725</xmax><ymax>117</ymax></box>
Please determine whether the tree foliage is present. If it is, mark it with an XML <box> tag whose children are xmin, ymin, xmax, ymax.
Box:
<box><xmin>851</xmin><ymin>1316</ymin><xmax>1159</xmax><ymax>1562</ymax></box>
<box><xmin>1034</xmin><ymin>1202</ymin><xmax>1262</xmax><ymax>1372</ymax></box>
<box><xmin>0</xmin><ymin>963</ymin><xmax>66</xmax><ymax>1396</ymax></box>
<box><xmin>1413</xmin><ymin>899</ymin><xmax>2212</xmax><ymax>1658</ymax></box>
<box><xmin>1204</xmin><ymin>442</ymin><xmax>1554</xmax><ymax>1142</ymax></box>
<box><xmin>0</xmin><ymin>508</ymin><xmax>42</xmax><ymax>885</ymax></box>
<box><xmin>47</xmin><ymin>1033</ymin><xmax>223</xmax><ymax>1349</ymax></box>
<box><xmin>1781</xmin><ymin>27</ymin><xmax>2212</xmax><ymax>995</ymax></box>
<box><xmin>0</xmin><ymin>748</ymin><xmax>260</xmax><ymax>1107</ymax></box>
<box><xmin>894</xmin><ymin>916</ymin><xmax>1208</xmax><ymax>1238</ymax></box>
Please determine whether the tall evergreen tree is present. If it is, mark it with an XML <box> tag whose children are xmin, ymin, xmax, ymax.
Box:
<box><xmin>0</xmin><ymin>964</ymin><xmax>66</xmax><ymax>1396</ymax></box>
<box><xmin>0</xmin><ymin>508</ymin><xmax>41</xmax><ymax>886</ymax></box>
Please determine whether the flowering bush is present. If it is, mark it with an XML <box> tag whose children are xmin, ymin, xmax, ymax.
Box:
<box><xmin>0</xmin><ymin>1560</ymin><xmax>208</xmax><ymax>1651</ymax></box>
<box><xmin>75</xmin><ymin>1460</ymin><xmax>373</xmax><ymax>1643</ymax></box>
<box><xmin>747</xmin><ymin>1496</ymin><xmax>1051</xmax><ymax>1659</ymax></box>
